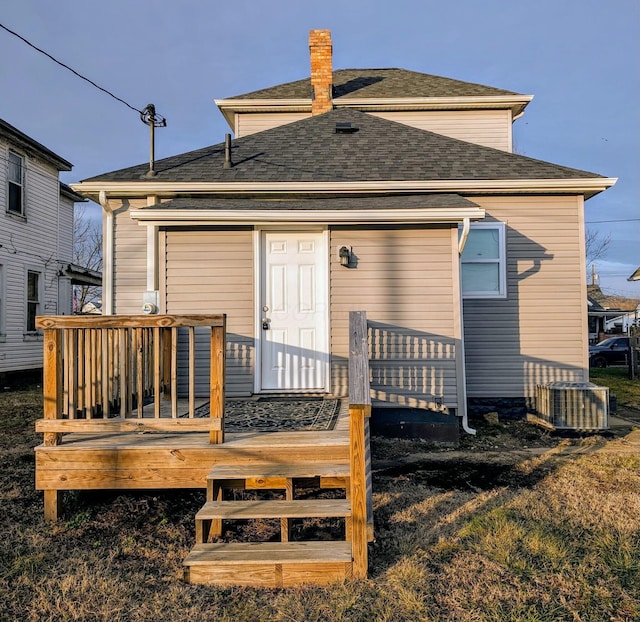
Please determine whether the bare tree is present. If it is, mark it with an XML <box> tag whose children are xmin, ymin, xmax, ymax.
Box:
<box><xmin>73</xmin><ymin>205</ymin><xmax>102</xmax><ymax>313</ymax></box>
<box><xmin>585</xmin><ymin>228</ymin><xmax>611</xmax><ymax>266</ymax></box>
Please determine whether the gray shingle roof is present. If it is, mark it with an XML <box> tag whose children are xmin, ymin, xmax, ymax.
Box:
<box><xmin>83</xmin><ymin>109</ymin><xmax>602</xmax><ymax>183</ymax></box>
<box><xmin>0</xmin><ymin>118</ymin><xmax>73</xmax><ymax>171</ymax></box>
<box><xmin>148</xmin><ymin>194</ymin><xmax>479</xmax><ymax>211</ymax></box>
<box><xmin>228</xmin><ymin>68</ymin><xmax>520</xmax><ymax>100</ymax></box>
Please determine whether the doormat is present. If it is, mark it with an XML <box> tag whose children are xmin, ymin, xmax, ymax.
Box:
<box><xmin>194</xmin><ymin>397</ymin><xmax>340</xmax><ymax>432</ymax></box>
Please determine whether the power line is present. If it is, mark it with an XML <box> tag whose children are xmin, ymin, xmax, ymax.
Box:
<box><xmin>586</xmin><ymin>219</ymin><xmax>640</xmax><ymax>223</ymax></box>
<box><xmin>0</xmin><ymin>21</ymin><xmax>143</xmax><ymax>115</ymax></box>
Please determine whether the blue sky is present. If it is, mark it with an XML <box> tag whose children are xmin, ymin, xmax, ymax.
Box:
<box><xmin>1</xmin><ymin>0</ymin><xmax>638</xmax><ymax>296</ymax></box>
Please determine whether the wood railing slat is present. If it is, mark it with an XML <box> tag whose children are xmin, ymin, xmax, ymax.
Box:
<box><xmin>154</xmin><ymin>326</ymin><xmax>161</xmax><ymax>418</ymax></box>
<box><xmin>77</xmin><ymin>330</ymin><xmax>85</xmax><ymax>416</ymax></box>
<box><xmin>136</xmin><ymin>328</ymin><xmax>144</xmax><ymax>418</ymax></box>
<box><xmin>171</xmin><ymin>327</ymin><xmax>178</xmax><ymax>418</ymax></box>
<box><xmin>101</xmin><ymin>329</ymin><xmax>109</xmax><ymax>417</ymax></box>
<box><xmin>188</xmin><ymin>327</ymin><xmax>195</xmax><ymax>418</ymax></box>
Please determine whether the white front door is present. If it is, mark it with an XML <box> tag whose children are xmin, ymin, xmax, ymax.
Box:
<box><xmin>260</xmin><ymin>231</ymin><xmax>328</xmax><ymax>391</ymax></box>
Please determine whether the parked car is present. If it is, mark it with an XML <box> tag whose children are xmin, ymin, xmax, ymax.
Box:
<box><xmin>589</xmin><ymin>336</ymin><xmax>630</xmax><ymax>368</ymax></box>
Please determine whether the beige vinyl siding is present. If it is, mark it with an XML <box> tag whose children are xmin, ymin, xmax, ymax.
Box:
<box><xmin>0</xmin><ymin>140</ymin><xmax>66</xmax><ymax>372</ymax></box>
<box><xmin>330</xmin><ymin>226</ymin><xmax>460</xmax><ymax>411</ymax></box>
<box><xmin>370</xmin><ymin>109</ymin><xmax>513</xmax><ymax>151</ymax></box>
<box><xmin>463</xmin><ymin>195</ymin><xmax>589</xmax><ymax>400</ymax></box>
<box><xmin>112</xmin><ymin>200</ymin><xmax>147</xmax><ymax>314</ymax></box>
<box><xmin>236</xmin><ymin>112</ymin><xmax>311</xmax><ymax>137</ymax></box>
<box><xmin>234</xmin><ymin>109</ymin><xmax>512</xmax><ymax>151</ymax></box>
<box><xmin>164</xmin><ymin>229</ymin><xmax>254</xmax><ymax>397</ymax></box>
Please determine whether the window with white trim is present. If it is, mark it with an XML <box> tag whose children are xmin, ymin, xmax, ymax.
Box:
<box><xmin>8</xmin><ymin>151</ymin><xmax>25</xmax><ymax>216</ymax></box>
<box><xmin>460</xmin><ymin>222</ymin><xmax>507</xmax><ymax>298</ymax></box>
<box><xmin>26</xmin><ymin>270</ymin><xmax>41</xmax><ymax>333</ymax></box>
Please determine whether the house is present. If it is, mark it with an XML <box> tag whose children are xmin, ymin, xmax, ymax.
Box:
<box><xmin>72</xmin><ymin>30</ymin><xmax>616</xmax><ymax>428</ymax></box>
<box><xmin>0</xmin><ymin>119</ymin><xmax>89</xmax><ymax>384</ymax></box>
<box><xmin>587</xmin><ymin>284</ymin><xmax>639</xmax><ymax>342</ymax></box>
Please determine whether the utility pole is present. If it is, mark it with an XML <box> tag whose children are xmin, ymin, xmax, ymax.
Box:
<box><xmin>140</xmin><ymin>104</ymin><xmax>167</xmax><ymax>177</ymax></box>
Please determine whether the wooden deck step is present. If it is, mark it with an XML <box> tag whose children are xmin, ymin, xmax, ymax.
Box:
<box><xmin>206</xmin><ymin>461</ymin><xmax>350</xmax><ymax>492</ymax></box>
<box><xmin>207</xmin><ymin>461</ymin><xmax>349</xmax><ymax>481</ymax></box>
<box><xmin>196</xmin><ymin>499</ymin><xmax>350</xmax><ymax>521</ymax></box>
<box><xmin>184</xmin><ymin>541</ymin><xmax>353</xmax><ymax>586</ymax></box>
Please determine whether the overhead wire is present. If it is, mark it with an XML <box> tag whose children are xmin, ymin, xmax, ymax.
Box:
<box><xmin>585</xmin><ymin>219</ymin><xmax>640</xmax><ymax>223</ymax></box>
<box><xmin>0</xmin><ymin>21</ymin><xmax>144</xmax><ymax>115</ymax></box>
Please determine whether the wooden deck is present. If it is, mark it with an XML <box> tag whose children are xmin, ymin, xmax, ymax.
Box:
<box><xmin>35</xmin><ymin>403</ymin><xmax>351</xmax><ymax>494</ymax></box>
<box><xmin>34</xmin><ymin>312</ymin><xmax>372</xmax><ymax>587</ymax></box>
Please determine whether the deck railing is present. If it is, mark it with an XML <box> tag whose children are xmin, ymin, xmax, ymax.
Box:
<box><xmin>348</xmin><ymin>310</ymin><xmax>373</xmax><ymax>579</ymax></box>
<box><xmin>35</xmin><ymin>314</ymin><xmax>226</xmax><ymax>446</ymax></box>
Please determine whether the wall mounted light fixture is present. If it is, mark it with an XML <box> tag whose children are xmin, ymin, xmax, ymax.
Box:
<box><xmin>339</xmin><ymin>245</ymin><xmax>352</xmax><ymax>267</ymax></box>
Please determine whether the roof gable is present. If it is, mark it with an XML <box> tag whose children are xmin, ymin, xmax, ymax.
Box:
<box><xmin>0</xmin><ymin>118</ymin><xmax>73</xmax><ymax>171</ymax></box>
<box><xmin>83</xmin><ymin>109</ymin><xmax>603</xmax><ymax>185</ymax></box>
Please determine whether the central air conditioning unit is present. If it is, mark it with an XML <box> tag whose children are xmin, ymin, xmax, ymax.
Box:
<box><xmin>536</xmin><ymin>382</ymin><xmax>609</xmax><ymax>430</ymax></box>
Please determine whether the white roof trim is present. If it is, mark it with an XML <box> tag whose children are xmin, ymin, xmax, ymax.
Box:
<box><xmin>214</xmin><ymin>94</ymin><xmax>533</xmax><ymax>110</ymax></box>
<box><xmin>129</xmin><ymin>206</ymin><xmax>486</xmax><ymax>225</ymax></box>
<box><xmin>72</xmin><ymin>178</ymin><xmax>617</xmax><ymax>201</ymax></box>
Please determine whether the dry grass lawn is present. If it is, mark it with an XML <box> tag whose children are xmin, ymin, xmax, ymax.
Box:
<box><xmin>1</xmin><ymin>385</ymin><xmax>639</xmax><ymax>621</ymax></box>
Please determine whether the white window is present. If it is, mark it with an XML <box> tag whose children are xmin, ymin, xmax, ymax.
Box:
<box><xmin>460</xmin><ymin>222</ymin><xmax>506</xmax><ymax>298</ymax></box>
<box><xmin>8</xmin><ymin>151</ymin><xmax>25</xmax><ymax>216</ymax></box>
<box><xmin>26</xmin><ymin>270</ymin><xmax>41</xmax><ymax>333</ymax></box>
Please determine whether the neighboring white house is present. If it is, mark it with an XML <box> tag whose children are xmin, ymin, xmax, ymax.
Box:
<box><xmin>0</xmin><ymin>119</ymin><xmax>89</xmax><ymax>380</ymax></box>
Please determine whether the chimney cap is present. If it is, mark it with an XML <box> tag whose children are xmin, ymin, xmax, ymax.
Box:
<box><xmin>309</xmin><ymin>29</ymin><xmax>332</xmax><ymax>43</ymax></box>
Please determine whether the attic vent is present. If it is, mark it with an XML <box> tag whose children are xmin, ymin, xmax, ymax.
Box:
<box><xmin>536</xmin><ymin>382</ymin><xmax>609</xmax><ymax>430</ymax></box>
<box><xmin>335</xmin><ymin>122</ymin><xmax>359</xmax><ymax>134</ymax></box>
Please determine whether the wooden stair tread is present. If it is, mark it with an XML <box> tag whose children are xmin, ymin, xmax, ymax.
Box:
<box><xmin>196</xmin><ymin>499</ymin><xmax>350</xmax><ymax>520</ymax></box>
<box><xmin>207</xmin><ymin>461</ymin><xmax>349</xmax><ymax>481</ymax></box>
<box><xmin>184</xmin><ymin>541</ymin><xmax>352</xmax><ymax>566</ymax></box>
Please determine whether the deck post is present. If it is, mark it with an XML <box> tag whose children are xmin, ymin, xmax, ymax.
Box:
<box><xmin>348</xmin><ymin>310</ymin><xmax>372</xmax><ymax>579</ymax></box>
<box><xmin>43</xmin><ymin>490</ymin><xmax>62</xmax><ymax>522</ymax></box>
<box><xmin>209</xmin><ymin>317</ymin><xmax>226</xmax><ymax>444</ymax></box>
<box><xmin>42</xmin><ymin>327</ymin><xmax>63</xmax><ymax>447</ymax></box>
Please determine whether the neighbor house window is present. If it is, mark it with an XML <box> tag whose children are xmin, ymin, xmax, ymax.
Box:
<box><xmin>8</xmin><ymin>151</ymin><xmax>25</xmax><ymax>216</ymax></box>
<box><xmin>460</xmin><ymin>222</ymin><xmax>506</xmax><ymax>298</ymax></box>
<box><xmin>26</xmin><ymin>270</ymin><xmax>41</xmax><ymax>332</ymax></box>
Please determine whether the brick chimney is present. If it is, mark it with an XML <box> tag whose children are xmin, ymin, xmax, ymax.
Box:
<box><xmin>309</xmin><ymin>29</ymin><xmax>333</xmax><ymax>115</ymax></box>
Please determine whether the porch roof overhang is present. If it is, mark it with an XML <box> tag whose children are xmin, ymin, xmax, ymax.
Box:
<box><xmin>128</xmin><ymin>194</ymin><xmax>485</xmax><ymax>225</ymax></box>
<box><xmin>59</xmin><ymin>263</ymin><xmax>102</xmax><ymax>286</ymax></box>
<box><xmin>587</xmin><ymin>310</ymin><xmax>628</xmax><ymax>319</ymax></box>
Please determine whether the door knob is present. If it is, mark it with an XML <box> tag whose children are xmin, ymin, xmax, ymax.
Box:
<box><xmin>262</xmin><ymin>318</ymin><xmax>271</xmax><ymax>330</ymax></box>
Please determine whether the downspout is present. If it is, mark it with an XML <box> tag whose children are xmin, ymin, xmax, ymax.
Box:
<box><xmin>458</xmin><ymin>217</ymin><xmax>470</xmax><ymax>255</ymax></box>
<box><xmin>457</xmin><ymin>218</ymin><xmax>476</xmax><ymax>435</ymax></box>
<box><xmin>99</xmin><ymin>190</ymin><xmax>114</xmax><ymax>315</ymax></box>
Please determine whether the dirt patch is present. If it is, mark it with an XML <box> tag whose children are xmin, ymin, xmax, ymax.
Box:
<box><xmin>375</xmin><ymin>457</ymin><xmax>550</xmax><ymax>491</ymax></box>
